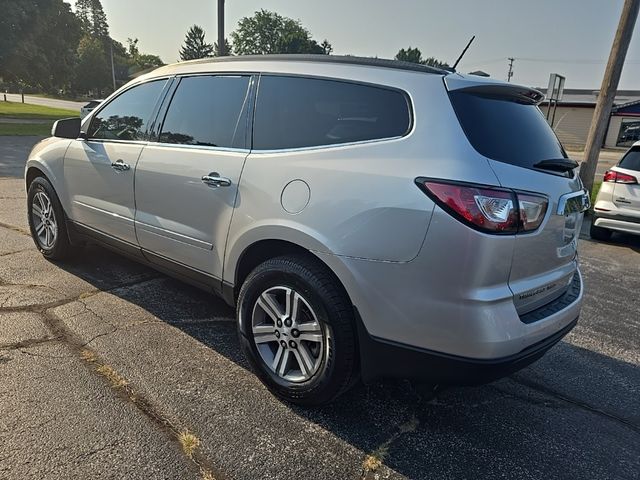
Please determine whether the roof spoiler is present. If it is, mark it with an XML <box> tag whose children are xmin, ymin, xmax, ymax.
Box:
<box><xmin>445</xmin><ymin>77</ymin><xmax>545</xmax><ymax>105</ymax></box>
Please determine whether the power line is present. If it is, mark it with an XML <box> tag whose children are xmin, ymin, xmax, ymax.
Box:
<box><xmin>465</xmin><ymin>57</ymin><xmax>640</xmax><ymax>69</ymax></box>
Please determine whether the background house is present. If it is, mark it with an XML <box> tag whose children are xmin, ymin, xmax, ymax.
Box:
<box><xmin>538</xmin><ymin>88</ymin><xmax>640</xmax><ymax>150</ymax></box>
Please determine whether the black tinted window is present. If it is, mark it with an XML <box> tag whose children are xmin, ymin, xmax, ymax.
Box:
<box><xmin>88</xmin><ymin>80</ymin><xmax>166</xmax><ymax>141</ymax></box>
<box><xmin>159</xmin><ymin>76</ymin><xmax>250</xmax><ymax>149</ymax></box>
<box><xmin>449</xmin><ymin>91</ymin><xmax>566</xmax><ymax>168</ymax></box>
<box><xmin>619</xmin><ymin>147</ymin><xmax>640</xmax><ymax>171</ymax></box>
<box><xmin>254</xmin><ymin>76</ymin><xmax>411</xmax><ymax>150</ymax></box>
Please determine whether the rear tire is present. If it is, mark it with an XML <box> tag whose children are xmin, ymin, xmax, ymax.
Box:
<box><xmin>590</xmin><ymin>220</ymin><xmax>612</xmax><ymax>241</ymax></box>
<box><xmin>237</xmin><ymin>254</ymin><xmax>358</xmax><ymax>406</ymax></box>
<box><xmin>27</xmin><ymin>176</ymin><xmax>73</xmax><ymax>260</ymax></box>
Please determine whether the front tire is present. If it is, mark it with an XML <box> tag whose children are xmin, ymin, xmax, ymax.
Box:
<box><xmin>237</xmin><ymin>254</ymin><xmax>358</xmax><ymax>406</ymax></box>
<box><xmin>590</xmin><ymin>220</ymin><xmax>612</xmax><ymax>241</ymax></box>
<box><xmin>27</xmin><ymin>176</ymin><xmax>73</xmax><ymax>260</ymax></box>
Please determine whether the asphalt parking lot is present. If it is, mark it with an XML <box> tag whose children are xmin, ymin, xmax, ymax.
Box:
<box><xmin>1</xmin><ymin>138</ymin><xmax>639</xmax><ymax>479</ymax></box>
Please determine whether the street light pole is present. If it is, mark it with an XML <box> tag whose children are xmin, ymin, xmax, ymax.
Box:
<box><xmin>580</xmin><ymin>0</ymin><xmax>640</xmax><ymax>194</ymax></box>
<box><xmin>217</xmin><ymin>0</ymin><xmax>226</xmax><ymax>56</ymax></box>
<box><xmin>110</xmin><ymin>41</ymin><xmax>116</xmax><ymax>92</ymax></box>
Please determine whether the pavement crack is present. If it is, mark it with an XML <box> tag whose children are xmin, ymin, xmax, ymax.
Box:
<box><xmin>0</xmin><ymin>336</ymin><xmax>60</xmax><ymax>351</ymax></box>
<box><xmin>35</xmin><ymin>307</ymin><xmax>224</xmax><ymax>480</ymax></box>
<box><xmin>0</xmin><ymin>221</ymin><xmax>30</xmax><ymax>236</ymax></box>
<box><xmin>506</xmin><ymin>377</ymin><xmax>640</xmax><ymax>435</ymax></box>
<box><xmin>17</xmin><ymin>347</ymin><xmax>70</xmax><ymax>359</ymax></box>
<box><xmin>0</xmin><ymin>274</ymin><xmax>160</xmax><ymax>314</ymax></box>
<box><xmin>359</xmin><ymin>414</ymin><xmax>419</xmax><ymax>479</ymax></box>
<box><xmin>74</xmin><ymin>441</ymin><xmax>120</xmax><ymax>461</ymax></box>
<box><xmin>0</xmin><ymin>249</ymin><xmax>30</xmax><ymax>257</ymax></box>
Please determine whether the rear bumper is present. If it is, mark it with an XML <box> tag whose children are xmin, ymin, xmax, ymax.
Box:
<box><xmin>594</xmin><ymin>211</ymin><xmax>640</xmax><ymax>235</ymax></box>
<box><xmin>356</xmin><ymin>312</ymin><xmax>578</xmax><ymax>384</ymax></box>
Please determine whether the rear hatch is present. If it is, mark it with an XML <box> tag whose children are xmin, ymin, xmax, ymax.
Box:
<box><xmin>445</xmin><ymin>76</ymin><xmax>588</xmax><ymax>314</ymax></box>
<box><xmin>611</xmin><ymin>147</ymin><xmax>640</xmax><ymax>214</ymax></box>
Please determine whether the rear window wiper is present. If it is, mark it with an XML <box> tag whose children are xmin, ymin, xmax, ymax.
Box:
<box><xmin>533</xmin><ymin>158</ymin><xmax>579</xmax><ymax>172</ymax></box>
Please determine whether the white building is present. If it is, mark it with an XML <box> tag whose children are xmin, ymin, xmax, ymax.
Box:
<box><xmin>538</xmin><ymin>89</ymin><xmax>640</xmax><ymax>150</ymax></box>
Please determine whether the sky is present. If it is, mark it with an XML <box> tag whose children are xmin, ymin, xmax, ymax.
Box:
<box><xmin>65</xmin><ymin>0</ymin><xmax>640</xmax><ymax>90</ymax></box>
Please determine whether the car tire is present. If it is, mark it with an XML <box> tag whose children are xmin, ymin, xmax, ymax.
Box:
<box><xmin>27</xmin><ymin>176</ymin><xmax>73</xmax><ymax>260</ymax></box>
<box><xmin>237</xmin><ymin>254</ymin><xmax>358</xmax><ymax>406</ymax></box>
<box><xmin>590</xmin><ymin>220</ymin><xmax>612</xmax><ymax>242</ymax></box>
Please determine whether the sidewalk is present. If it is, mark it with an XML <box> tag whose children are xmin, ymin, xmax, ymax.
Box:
<box><xmin>3</xmin><ymin>94</ymin><xmax>84</xmax><ymax>112</ymax></box>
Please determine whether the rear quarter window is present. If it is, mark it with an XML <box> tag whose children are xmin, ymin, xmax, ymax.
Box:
<box><xmin>618</xmin><ymin>147</ymin><xmax>640</xmax><ymax>171</ymax></box>
<box><xmin>253</xmin><ymin>75</ymin><xmax>411</xmax><ymax>150</ymax></box>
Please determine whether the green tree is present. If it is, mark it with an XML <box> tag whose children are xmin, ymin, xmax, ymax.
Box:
<box><xmin>127</xmin><ymin>38</ymin><xmax>140</xmax><ymax>57</ymax></box>
<box><xmin>124</xmin><ymin>38</ymin><xmax>164</xmax><ymax>73</ymax></box>
<box><xmin>180</xmin><ymin>25</ymin><xmax>214</xmax><ymax>61</ymax></box>
<box><xmin>395</xmin><ymin>47</ymin><xmax>449</xmax><ymax>68</ymax></box>
<box><xmin>230</xmin><ymin>10</ymin><xmax>330</xmax><ymax>55</ymax></box>
<box><xmin>90</xmin><ymin>0</ymin><xmax>109</xmax><ymax>38</ymax></box>
<box><xmin>74</xmin><ymin>35</ymin><xmax>110</xmax><ymax>94</ymax></box>
<box><xmin>75</xmin><ymin>0</ymin><xmax>109</xmax><ymax>38</ymax></box>
<box><xmin>75</xmin><ymin>0</ymin><xmax>92</xmax><ymax>33</ymax></box>
<box><xmin>213</xmin><ymin>38</ymin><xmax>233</xmax><ymax>57</ymax></box>
<box><xmin>0</xmin><ymin>0</ymin><xmax>82</xmax><ymax>92</ymax></box>
<box><xmin>134</xmin><ymin>53</ymin><xmax>164</xmax><ymax>70</ymax></box>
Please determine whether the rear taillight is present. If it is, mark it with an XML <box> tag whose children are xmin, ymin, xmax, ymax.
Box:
<box><xmin>416</xmin><ymin>179</ymin><xmax>548</xmax><ymax>234</ymax></box>
<box><xmin>518</xmin><ymin>193</ymin><xmax>548</xmax><ymax>231</ymax></box>
<box><xmin>603</xmin><ymin>170</ymin><xmax>638</xmax><ymax>184</ymax></box>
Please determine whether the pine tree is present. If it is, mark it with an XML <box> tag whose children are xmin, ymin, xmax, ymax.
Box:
<box><xmin>179</xmin><ymin>25</ymin><xmax>214</xmax><ymax>61</ymax></box>
<box><xmin>75</xmin><ymin>0</ymin><xmax>92</xmax><ymax>34</ymax></box>
<box><xmin>90</xmin><ymin>0</ymin><xmax>109</xmax><ymax>38</ymax></box>
<box><xmin>213</xmin><ymin>38</ymin><xmax>232</xmax><ymax>57</ymax></box>
<box><xmin>75</xmin><ymin>0</ymin><xmax>109</xmax><ymax>38</ymax></box>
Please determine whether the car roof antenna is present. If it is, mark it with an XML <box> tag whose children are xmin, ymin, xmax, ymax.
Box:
<box><xmin>451</xmin><ymin>36</ymin><xmax>476</xmax><ymax>72</ymax></box>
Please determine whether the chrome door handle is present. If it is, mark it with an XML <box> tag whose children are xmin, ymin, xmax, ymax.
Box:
<box><xmin>201</xmin><ymin>172</ymin><xmax>231</xmax><ymax>188</ymax></box>
<box><xmin>111</xmin><ymin>159</ymin><xmax>130</xmax><ymax>172</ymax></box>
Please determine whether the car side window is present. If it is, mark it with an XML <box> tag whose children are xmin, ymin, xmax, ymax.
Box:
<box><xmin>618</xmin><ymin>147</ymin><xmax>640</xmax><ymax>171</ymax></box>
<box><xmin>159</xmin><ymin>75</ymin><xmax>251</xmax><ymax>149</ymax></box>
<box><xmin>87</xmin><ymin>80</ymin><xmax>167</xmax><ymax>141</ymax></box>
<box><xmin>253</xmin><ymin>75</ymin><xmax>411</xmax><ymax>150</ymax></box>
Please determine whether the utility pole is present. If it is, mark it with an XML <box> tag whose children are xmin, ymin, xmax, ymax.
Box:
<box><xmin>507</xmin><ymin>57</ymin><xmax>515</xmax><ymax>82</ymax></box>
<box><xmin>110</xmin><ymin>41</ymin><xmax>116</xmax><ymax>92</ymax></box>
<box><xmin>580</xmin><ymin>0</ymin><xmax>640</xmax><ymax>194</ymax></box>
<box><xmin>217</xmin><ymin>0</ymin><xmax>226</xmax><ymax>56</ymax></box>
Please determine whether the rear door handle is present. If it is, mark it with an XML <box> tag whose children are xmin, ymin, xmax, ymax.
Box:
<box><xmin>201</xmin><ymin>172</ymin><xmax>231</xmax><ymax>188</ymax></box>
<box><xmin>111</xmin><ymin>159</ymin><xmax>130</xmax><ymax>172</ymax></box>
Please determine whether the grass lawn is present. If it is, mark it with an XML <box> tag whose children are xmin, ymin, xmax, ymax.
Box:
<box><xmin>0</xmin><ymin>123</ymin><xmax>53</xmax><ymax>136</ymax></box>
<box><xmin>31</xmin><ymin>93</ymin><xmax>87</xmax><ymax>102</ymax></box>
<box><xmin>0</xmin><ymin>101</ymin><xmax>78</xmax><ymax>136</ymax></box>
<box><xmin>0</xmin><ymin>101</ymin><xmax>78</xmax><ymax>120</ymax></box>
<box><xmin>590</xmin><ymin>180</ymin><xmax>602</xmax><ymax>209</ymax></box>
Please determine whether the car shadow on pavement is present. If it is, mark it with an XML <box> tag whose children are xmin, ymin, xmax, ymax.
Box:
<box><xmin>581</xmin><ymin>216</ymin><xmax>640</xmax><ymax>253</ymax></box>
<box><xmin>48</xmin><ymin>243</ymin><xmax>640</xmax><ymax>480</ymax></box>
<box><xmin>590</xmin><ymin>231</ymin><xmax>640</xmax><ymax>252</ymax></box>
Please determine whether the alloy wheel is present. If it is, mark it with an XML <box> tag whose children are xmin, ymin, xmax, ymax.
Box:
<box><xmin>31</xmin><ymin>191</ymin><xmax>58</xmax><ymax>249</ymax></box>
<box><xmin>251</xmin><ymin>286</ymin><xmax>326</xmax><ymax>382</ymax></box>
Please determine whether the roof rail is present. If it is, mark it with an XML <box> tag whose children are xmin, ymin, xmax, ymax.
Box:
<box><xmin>181</xmin><ymin>54</ymin><xmax>448</xmax><ymax>75</ymax></box>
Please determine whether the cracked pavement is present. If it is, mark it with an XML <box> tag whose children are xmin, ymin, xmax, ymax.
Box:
<box><xmin>1</xmin><ymin>145</ymin><xmax>640</xmax><ymax>478</ymax></box>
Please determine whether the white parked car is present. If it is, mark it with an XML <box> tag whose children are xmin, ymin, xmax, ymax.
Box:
<box><xmin>80</xmin><ymin>99</ymin><xmax>104</xmax><ymax>119</ymax></box>
<box><xmin>591</xmin><ymin>142</ymin><xmax>640</xmax><ymax>240</ymax></box>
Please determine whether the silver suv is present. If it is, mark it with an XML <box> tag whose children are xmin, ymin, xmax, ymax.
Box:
<box><xmin>25</xmin><ymin>55</ymin><xmax>589</xmax><ymax>405</ymax></box>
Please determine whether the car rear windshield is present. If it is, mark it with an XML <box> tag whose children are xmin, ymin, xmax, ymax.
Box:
<box><xmin>449</xmin><ymin>90</ymin><xmax>567</xmax><ymax>169</ymax></box>
<box><xmin>618</xmin><ymin>146</ymin><xmax>640</xmax><ymax>171</ymax></box>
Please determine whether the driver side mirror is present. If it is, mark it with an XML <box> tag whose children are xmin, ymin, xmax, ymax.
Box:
<box><xmin>52</xmin><ymin>117</ymin><xmax>81</xmax><ymax>139</ymax></box>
